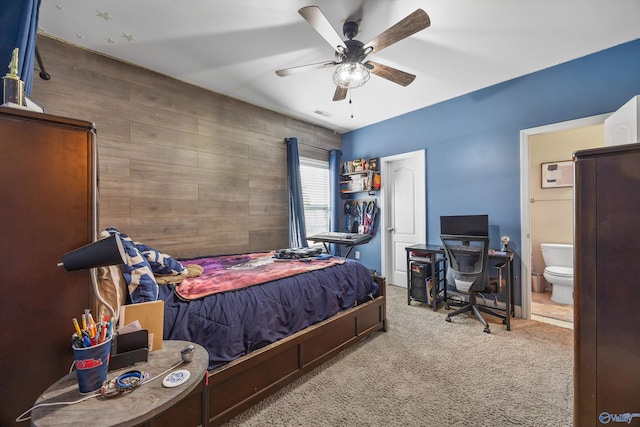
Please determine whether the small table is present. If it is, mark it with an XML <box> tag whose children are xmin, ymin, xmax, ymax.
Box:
<box><xmin>31</xmin><ymin>340</ymin><xmax>209</xmax><ymax>427</ymax></box>
<box><xmin>308</xmin><ymin>232</ymin><xmax>373</xmax><ymax>257</ymax></box>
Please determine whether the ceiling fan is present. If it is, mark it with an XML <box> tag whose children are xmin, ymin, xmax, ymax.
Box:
<box><xmin>276</xmin><ymin>6</ymin><xmax>431</xmax><ymax>101</ymax></box>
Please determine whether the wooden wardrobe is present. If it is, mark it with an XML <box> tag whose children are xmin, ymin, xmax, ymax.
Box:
<box><xmin>574</xmin><ymin>142</ymin><xmax>640</xmax><ymax>426</ymax></box>
<box><xmin>0</xmin><ymin>107</ymin><xmax>96</xmax><ymax>426</ymax></box>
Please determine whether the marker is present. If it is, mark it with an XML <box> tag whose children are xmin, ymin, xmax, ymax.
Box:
<box><xmin>100</xmin><ymin>323</ymin><xmax>107</xmax><ymax>343</ymax></box>
<box><xmin>87</xmin><ymin>312</ymin><xmax>97</xmax><ymax>339</ymax></box>
<box><xmin>72</xmin><ymin>335</ymin><xmax>84</xmax><ymax>348</ymax></box>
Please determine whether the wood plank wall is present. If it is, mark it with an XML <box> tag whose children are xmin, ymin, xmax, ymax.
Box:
<box><xmin>32</xmin><ymin>35</ymin><xmax>341</xmax><ymax>258</ymax></box>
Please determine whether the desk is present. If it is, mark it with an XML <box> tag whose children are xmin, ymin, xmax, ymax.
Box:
<box><xmin>31</xmin><ymin>340</ymin><xmax>209</xmax><ymax>427</ymax></box>
<box><xmin>308</xmin><ymin>232</ymin><xmax>373</xmax><ymax>257</ymax></box>
<box><xmin>405</xmin><ymin>244</ymin><xmax>515</xmax><ymax>331</ymax></box>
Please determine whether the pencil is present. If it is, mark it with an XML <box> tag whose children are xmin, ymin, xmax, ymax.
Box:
<box><xmin>72</xmin><ymin>317</ymin><xmax>82</xmax><ymax>337</ymax></box>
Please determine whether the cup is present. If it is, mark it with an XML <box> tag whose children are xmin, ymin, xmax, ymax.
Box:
<box><xmin>72</xmin><ymin>337</ymin><xmax>111</xmax><ymax>393</ymax></box>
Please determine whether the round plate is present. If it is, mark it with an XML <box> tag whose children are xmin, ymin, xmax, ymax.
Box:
<box><xmin>162</xmin><ymin>369</ymin><xmax>191</xmax><ymax>388</ymax></box>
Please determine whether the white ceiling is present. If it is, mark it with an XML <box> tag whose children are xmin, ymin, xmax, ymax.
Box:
<box><xmin>38</xmin><ymin>1</ymin><xmax>640</xmax><ymax>134</ymax></box>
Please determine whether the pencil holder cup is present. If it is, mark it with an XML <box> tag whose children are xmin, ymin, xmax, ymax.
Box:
<box><xmin>72</xmin><ymin>337</ymin><xmax>111</xmax><ymax>393</ymax></box>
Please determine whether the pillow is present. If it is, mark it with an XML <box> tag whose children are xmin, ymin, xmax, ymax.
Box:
<box><xmin>105</xmin><ymin>227</ymin><xmax>158</xmax><ymax>303</ymax></box>
<box><xmin>96</xmin><ymin>263</ymin><xmax>127</xmax><ymax>321</ymax></box>
<box><xmin>95</xmin><ymin>230</ymin><xmax>128</xmax><ymax>321</ymax></box>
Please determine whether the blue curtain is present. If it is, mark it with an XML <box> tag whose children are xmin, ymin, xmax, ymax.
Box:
<box><xmin>328</xmin><ymin>149</ymin><xmax>342</xmax><ymax>255</ymax></box>
<box><xmin>285</xmin><ymin>138</ymin><xmax>308</xmax><ymax>248</ymax></box>
<box><xmin>0</xmin><ymin>0</ymin><xmax>41</xmax><ymax>100</ymax></box>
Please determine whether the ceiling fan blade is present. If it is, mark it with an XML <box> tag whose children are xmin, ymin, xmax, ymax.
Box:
<box><xmin>364</xmin><ymin>9</ymin><xmax>430</xmax><ymax>54</ymax></box>
<box><xmin>299</xmin><ymin>6</ymin><xmax>348</xmax><ymax>53</ymax></box>
<box><xmin>366</xmin><ymin>61</ymin><xmax>416</xmax><ymax>86</ymax></box>
<box><xmin>276</xmin><ymin>61</ymin><xmax>338</xmax><ymax>77</ymax></box>
<box><xmin>333</xmin><ymin>86</ymin><xmax>348</xmax><ymax>101</ymax></box>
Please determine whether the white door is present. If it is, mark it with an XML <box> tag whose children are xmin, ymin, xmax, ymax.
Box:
<box><xmin>381</xmin><ymin>150</ymin><xmax>425</xmax><ymax>287</ymax></box>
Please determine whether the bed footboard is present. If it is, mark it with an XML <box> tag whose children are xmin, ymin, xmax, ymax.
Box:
<box><xmin>205</xmin><ymin>276</ymin><xmax>387</xmax><ymax>426</ymax></box>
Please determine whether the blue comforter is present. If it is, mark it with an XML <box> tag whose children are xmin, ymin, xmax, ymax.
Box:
<box><xmin>158</xmin><ymin>258</ymin><xmax>378</xmax><ymax>370</ymax></box>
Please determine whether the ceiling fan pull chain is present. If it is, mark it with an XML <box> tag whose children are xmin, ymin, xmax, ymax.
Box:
<box><xmin>350</xmin><ymin>91</ymin><xmax>354</xmax><ymax>118</ymax></box>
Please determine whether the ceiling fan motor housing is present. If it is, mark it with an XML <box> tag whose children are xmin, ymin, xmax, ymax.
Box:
<box><xmin>343</xmin><ymin>21</ymin><xmax>359</xmax><ymax>40</ymax></box>
<box><xmin>343</xmin><ymin>39</ymin><xmax>367</xmax><ymax>62</ymax></box>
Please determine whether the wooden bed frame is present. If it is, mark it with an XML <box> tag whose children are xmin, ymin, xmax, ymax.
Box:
<box><xmin>121</xmin><ymin>276</ymin><xmax>386</xmax><ymax>426</ymax></box>
<box><xmin>205</xmin><ymin>275</ymin><xmax>387</xmax><ymax>426</ymax></box>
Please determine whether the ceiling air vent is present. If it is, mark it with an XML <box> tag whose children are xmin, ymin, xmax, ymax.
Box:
<box><xmin>313</xmin><ymin>110</ymin><xmax>332</xmax><ymax>118</ymax></box>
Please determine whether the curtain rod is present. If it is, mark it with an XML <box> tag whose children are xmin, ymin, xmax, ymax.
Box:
<box><xmin>283</xmin><ymin>138</ymin><xmax>338</xmax><ymax>153</ymax></box>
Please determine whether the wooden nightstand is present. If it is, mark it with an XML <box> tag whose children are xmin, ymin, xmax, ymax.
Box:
<box><xmin>31</xmin><ymin>340</ymin><xmax>208</xmax><ymax>427</ymax></box>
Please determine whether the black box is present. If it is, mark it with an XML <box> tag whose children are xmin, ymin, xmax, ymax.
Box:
<box><xmin>410</xmin><ymin>262</ymin><xmax>431</xmax><ymax>302</ymax></box>
<box><xmin>109</xmin><ymin>329</ymin><xmax>149</xmax><ymax>371</ymax></box>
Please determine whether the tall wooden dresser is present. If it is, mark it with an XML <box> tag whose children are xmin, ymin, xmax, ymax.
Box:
<box><xmin>574</xmin><ymin>143</ymin><xmax>640</xmax><ymax>426</ymax></box>
<box><xmin>0</xmin><ymin>107</ymin><xmax>96</xmax><ymax>426</ymax></box>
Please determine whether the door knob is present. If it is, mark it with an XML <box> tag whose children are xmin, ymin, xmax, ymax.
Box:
<box><xmin>387</xmin><ymin>227</ymin><xmax>394</xmax><ymax>232</ymax></box>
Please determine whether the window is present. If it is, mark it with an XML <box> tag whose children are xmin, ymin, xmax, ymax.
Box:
<box><xmin>299</xmin><ymin>157</ymin><xmax>330</xmax><ymax>238</ymax></box>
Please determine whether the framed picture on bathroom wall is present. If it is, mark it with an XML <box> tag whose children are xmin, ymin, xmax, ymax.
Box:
<box><xmin>541</xmin><ymin>160</ymin><xmax>573</xmax><ymax>188</ymax></box>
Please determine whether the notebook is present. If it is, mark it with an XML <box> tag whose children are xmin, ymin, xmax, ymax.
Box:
<box><xmin>119</xmin><ymin>300</ymin><xmax>164</xmax><ymax>351</ymax></box>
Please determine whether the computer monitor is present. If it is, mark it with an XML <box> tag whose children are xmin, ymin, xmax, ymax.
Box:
<box><xmin>440</xmin><ymin>214</ymin><xmax>489</xmax><ymax>237</ymax></box>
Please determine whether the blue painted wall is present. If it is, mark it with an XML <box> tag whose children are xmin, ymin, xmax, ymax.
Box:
<box><xmin>342</xmin><ymin>38</ymin><xmax>640</xmax><ymax>302</ymax></box>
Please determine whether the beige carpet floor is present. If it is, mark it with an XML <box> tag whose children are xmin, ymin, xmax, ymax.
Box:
<box><xmin>223</xmin><ymin>284</ymin><xmax>574</xmax><ymax>426</ymax></box>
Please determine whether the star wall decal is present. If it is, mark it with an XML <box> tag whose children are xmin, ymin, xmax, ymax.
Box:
<box><xmin>56</xmin><ymin>4</ymin><xmax>65</xmax><ymax>11</ymax></box>
<box><xmin>96</xmin><ymin>10</ymin><xmax>113</xmax><ymax>21</ymax></box>
<box><xmin>106</xmin><ymin>37</ymin><xmax>116</xmax><ymax>44</ymax></box>
<box><xmin>121</xmin><ymin>32</ymin><xmax>136</xmax><ymax>42</ymax></box>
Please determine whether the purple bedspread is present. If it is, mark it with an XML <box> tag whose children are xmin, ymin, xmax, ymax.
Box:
<box><xmin>158</xmin><ymin>257</ymin><xmax>378</xmax><ymax>370</ymax></box>
<box><xmin>174</xmin><ymin>252</ymin><xmax>345</xmax><ymax>300</ymax></box>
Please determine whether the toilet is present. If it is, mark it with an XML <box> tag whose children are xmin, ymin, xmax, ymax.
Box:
<box><xmin>540</xmin><ymin>243</ymin><xmax>574</xmax><ymax>305</ymax></box>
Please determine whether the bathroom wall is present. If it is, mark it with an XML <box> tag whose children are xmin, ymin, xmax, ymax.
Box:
<box><xmin>529</xmin><ymin>124</ymin><xmax>603</xmax><ymax>275</ymax></box>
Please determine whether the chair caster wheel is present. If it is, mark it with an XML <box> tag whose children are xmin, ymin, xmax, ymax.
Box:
<box><xmin>484</xmin><ymin>326</ymin><xmax>491</xmax><ymax>333</ymax></box>
<box><xmin>445</xmin><ymin>316</ymin><xmax>452</xmax><ymax>323</ymax></box>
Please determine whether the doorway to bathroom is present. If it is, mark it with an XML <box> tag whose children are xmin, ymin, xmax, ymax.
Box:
<box><xmin>520</xmin><ymin>114</ymin><xmax>609</xmax><ymax>328</ymax></box>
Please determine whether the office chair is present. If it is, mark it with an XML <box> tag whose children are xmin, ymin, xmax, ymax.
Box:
<box><xmin>441</xmin><ymin>234</ymin><xmax>507</xmax><ymax>333</ymax></box>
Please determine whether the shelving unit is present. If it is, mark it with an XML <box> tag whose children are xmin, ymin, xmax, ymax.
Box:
<box><xmin>340</xmin><ymin>158</ymin><xmax>381</xmax><ymax>236</ymax></box>
<box><xmin>340</xmin><ymin>157</ymin><xmax>380</xmax><ymax>195</ymax></box>
<box><xmin>340</xmin><ymin>170</ymin><xmax>380</xmax><ymax>194</ymax></box>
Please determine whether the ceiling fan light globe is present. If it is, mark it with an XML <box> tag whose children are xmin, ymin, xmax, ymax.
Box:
<box><xmin>332</xmin><ymin>62</ymin><xmax>370</xmax><ymax>89</ymax></box>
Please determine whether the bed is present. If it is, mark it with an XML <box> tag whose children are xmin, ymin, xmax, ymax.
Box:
<box><xmin>97</xmin><ymin>229</ymin><xmax>387</xmax><ymax>426</ymax></box>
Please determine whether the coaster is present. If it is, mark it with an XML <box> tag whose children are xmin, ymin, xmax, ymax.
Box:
<box><xmin>162</xmin><ymin>369</ymin><xmax>190</xmax><ymax>388</ymax></box>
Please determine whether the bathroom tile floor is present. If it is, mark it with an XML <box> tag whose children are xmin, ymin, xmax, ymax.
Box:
<box><xmin>531</xmin><ymin>289</ymin><xmax>573</xmax><ymax>324</ymax></box>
